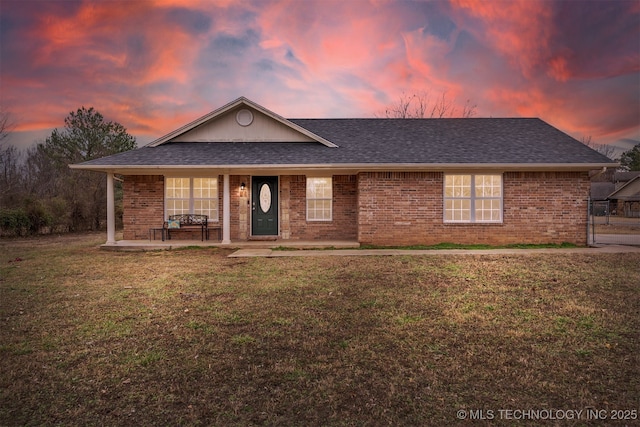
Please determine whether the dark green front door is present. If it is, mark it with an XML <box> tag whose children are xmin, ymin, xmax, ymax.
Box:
<box><xmin>252</xmin><ymin>176</ymin><xmax>278</xmax><ymax>236</ymax></box>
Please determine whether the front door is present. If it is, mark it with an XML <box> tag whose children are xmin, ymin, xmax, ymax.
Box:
<box><xmin>252</xmin><ymin>176</ymin><xmax>278</xmax><ymax>236</ymax></box>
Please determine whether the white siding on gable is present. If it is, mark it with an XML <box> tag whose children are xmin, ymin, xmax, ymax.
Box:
<box><xmin>171</xmin><ymin>107</ymin><xmax>316</xmax><ymax>143</ymax></box>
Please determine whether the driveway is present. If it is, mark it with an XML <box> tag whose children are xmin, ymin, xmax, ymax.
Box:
<box><xmin>591</xmin><ymin>234</ymin><xmax>640</xmax><ymax>246</ymax></box>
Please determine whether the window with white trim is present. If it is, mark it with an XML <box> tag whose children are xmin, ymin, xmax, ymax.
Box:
<box><xmin>306</xmin><ymin>177</ymin><xmax>332</xmax><ymax>221</ymax></box>
<box><xmin>165</xmin><ymin>177</ymin><xmax>218</xmax><ymax>220</ymax></box>
<box><xmin>444</xmin><ymin>174</ymin><xmax>502</xmax><ymax>223</ymax></box>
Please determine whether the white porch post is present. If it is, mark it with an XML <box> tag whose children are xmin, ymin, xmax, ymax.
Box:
<box><xmin>106</xmin><ymin>172</ymin><xmax>116</xmax><ymax>245</ymax></box>
<box><xmin>222</xmin><ymin>173</ymin><xmax>231</xmax><ymax>244</ymax></box>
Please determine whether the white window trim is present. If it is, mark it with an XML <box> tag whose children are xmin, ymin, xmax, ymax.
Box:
<box><xmin>306</xmin><ymin>177</ymin><xmax>333</xmax><ymax>222</ymax></box>
<box><xmin>165</xmin><ymin>177</ymin><xmax>219</xmax><ymax>222</ymax></box>
<box><xmin>443</xmin><ymin>174</ymin><xmax>503</xmax><ymax>223</ymax></box>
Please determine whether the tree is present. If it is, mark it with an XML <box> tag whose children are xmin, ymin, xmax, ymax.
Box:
<box><xmin>580</xmin><ymin>136</ymin><xmax>618</xmax><ymax>160</ymax></box>
<box><xmin>40</xmin><ymin>107</ymin><xmax>136</xmax><ymax>231</ymax></box>
<box><xmin>43</xmin><ymin>107</ymin><xmax>136</xmax><ymax>165</ymax></box>
<box><xmin>0</xmin><ymin>110</ymin><xmax>21</xmax><ymax>208</ymax></box>
<box><xmin>0</xmin><ymin>110</ymin><xmax>56</xmax><ymax>236</ymax></box>
<box><xmin>0</xmin><ymin>145</ymin><xmax>23</xmax><ymax>206</ymax></box>
<box><xmin>619</xmin><ymin>143</ymin><xmax>640</xmax><ymax>171</ymax></box>
<box><xmin>380</xmin><ymin>90</ymin><xmax>477</xmax><ymax>119</ymax></box>
<box><xmin>0</xmin><ymin>109</ymin><xmax>13</xmax><ymax>145</ymax></box>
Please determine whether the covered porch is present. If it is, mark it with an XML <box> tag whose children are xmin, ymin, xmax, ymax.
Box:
<box><xmin>104</xmin><ymin>172</ymin><xmax>238</xmax><ymax>246</ymax></box>
<box><xmin>103</xmin><ymin>172</ymin><xmax>359</xmax><ymax>248</ymax></box>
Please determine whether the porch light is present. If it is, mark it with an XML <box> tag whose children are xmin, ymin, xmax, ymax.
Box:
<box><xmin>240</xmin><ymin>182</ymin><xmax>246</xmax><ymax>191</ymax></box>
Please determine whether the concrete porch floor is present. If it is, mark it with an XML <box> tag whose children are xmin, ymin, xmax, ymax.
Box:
<box><xmin>100</xmin><ymin>239</ymin><xmax>360</xmax><ymax>251</ymax></box>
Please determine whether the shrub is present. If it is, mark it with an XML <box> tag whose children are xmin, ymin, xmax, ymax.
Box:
<box><xmin>0</xmin><ymin>208</ymin><xmax>30</xmax><ymax>236</ymax></box>
<box><xmin>46</xmin><ymin>197</ymin><xmax>70</xmax><ymax>233</ymax></box>
<box><xmin>24</xmin><ymin>199</ymin><xmax>53</xmax><ymax>234</ymax></box>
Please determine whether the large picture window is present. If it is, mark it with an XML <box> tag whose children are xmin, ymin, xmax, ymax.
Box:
<box><xmin>165</xmin><ymin>177</ymin><xmax>218</xmax><ymax>221</ymax></box>
<box><xmin>444</xmin><ymin>174</ymin><xmax>502</xmax><ymax>223</ymax></box>
<box><xmin>306</xmin><ymin>177</ymin><xmax>332</xmax><ymax>221</ymax></box>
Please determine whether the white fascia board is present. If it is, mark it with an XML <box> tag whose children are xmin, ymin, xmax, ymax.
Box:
<box><xmin>70</xmin><ymin>162</ymin><xmax>618</xmax><ymax>175</ymax></box>
<box><xmin>145</xmin><ymin>97</ymin><xmax>338</xmax><ymax>148</ymax></box>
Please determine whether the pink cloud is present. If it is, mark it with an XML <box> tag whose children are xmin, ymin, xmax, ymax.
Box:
<box><xmin>5</xmin><ymin>1</ymin><xmax>219</xmax><ymax>139</ymax></box>
<box><xmin>451</xmin><ymin>0</ymin><xmax>554</xmax><ymax>79</ymax></box>
<box><xmin>1</xmin><ymin>0</ymin><xmax>637</xmax><ymax>151</ymax></box>
<box><xmin>443</xmin><ymin>0</ymin><xmax>639</xmax><ymax>146</ymax></box>
<box><xmin>30</xmin><ymin>2</ymin><xmax>199</xmax><ymax>85</ymax></box>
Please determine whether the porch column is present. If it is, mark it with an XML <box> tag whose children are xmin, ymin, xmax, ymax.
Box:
<box><xmin>222</xmin><ymin>174</ymin><xmax>231</xmax><ymax>244</ymax></box>
<box><xmin>106</xmin><ymin>172</ymin><xmax>116</xmax><ymax>245</ymax></box>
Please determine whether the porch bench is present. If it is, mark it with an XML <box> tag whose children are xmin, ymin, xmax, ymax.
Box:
<box><xmin>163</xmin><ymin>214</ymin><xmax>208</xmax><ymax>241</ymax></box>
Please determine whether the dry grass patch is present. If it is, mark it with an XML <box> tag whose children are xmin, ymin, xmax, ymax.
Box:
<box><xmin>1</xmin><ymin>233</ymin><xmax>639</xmax><ymax>426</ymax></box>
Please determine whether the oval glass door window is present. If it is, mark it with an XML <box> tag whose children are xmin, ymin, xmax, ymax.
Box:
<box><xmin>259</xmin><ymin>183</ymin><xmax>271</xmax><ymax>213</ymax></box>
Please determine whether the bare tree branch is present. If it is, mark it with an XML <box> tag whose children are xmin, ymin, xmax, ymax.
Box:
<box><xmin>380</xmin><ymin>90</ymin><xmax>477</xmax><ymax>118</ymax></box>
<box><xmin>581</xmin><ymin>135</ymin><xmax>618</xmax><ymax>160</ymax></box>
<box><xmin>0</xmin><ymin>109</ymin><xmax>16</xmax><ymax>145</ymax></box>
<box><xmin>460</xmin><ymin>99</ymin><xmax>478</xmax><ymax>118</ymax></box>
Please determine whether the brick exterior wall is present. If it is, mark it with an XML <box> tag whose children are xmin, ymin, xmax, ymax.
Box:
<box><xmin>122</xmin><ymin>175</ymin><xmax>164</xmax><ymax>240</ymax></box>
<box><xmin>285</xmin><ymin>175</ymin><xmax>358</xmax><ymax>241</ymax></box>
<box><xmin>123</xmin><ymin>174</ymin><xmax>224</xmax><ymax>241</ymax></box>
<box><xmin>122</xmin><ymin>171</ymin><xmax>589</xmax><ymax>245</ymax></box>
<box><xmin>357</xmin><ymin>171</ymin><xmax>590</xmax><ymax>246</ymax></box>
<box><xmin>229</xmin><ymin>174</ymin><xmax>358</xmax><ymax>241</ymax></box>
<box><xmin>230</xmin><ymin>174</ymin><xmax>250</xmax><ymax>241</ymax></box>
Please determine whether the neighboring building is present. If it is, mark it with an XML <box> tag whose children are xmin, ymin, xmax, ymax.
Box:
<box><xmin>608</xmin><ymin>175</ymin><xmax>640</xmax><ymax>217</ymax></box>
<box><xmin>591</xmin><ymin>171</ymin><xmax>640</xmax><ymax>217</ymax></box>
<box><xmin>71</xmin><ymin>97</ymin><xmax>616</xmax><ymax>247</ymax></box>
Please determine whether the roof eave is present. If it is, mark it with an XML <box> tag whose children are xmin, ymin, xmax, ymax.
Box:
<box><xmin>69</xmin><ymin>162</ymin><xmax>619</xmax><ymax>175</ymax></box>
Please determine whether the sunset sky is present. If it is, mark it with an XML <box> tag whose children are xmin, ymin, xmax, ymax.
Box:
<box><xmin>1</xmin><ymin>0</ymin><xmax>638</xmax><ymax>154</ymax></box>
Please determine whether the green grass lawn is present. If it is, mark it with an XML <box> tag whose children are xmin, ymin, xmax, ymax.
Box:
<box><xmin>1</xmin><ymin>233</ymin><xmax>639</xmax><ymax>426</ymax></box>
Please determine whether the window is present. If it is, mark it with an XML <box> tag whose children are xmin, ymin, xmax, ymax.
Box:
<box><xmin>307</xmin><ymin>177</ymin><xmax>332</xmax><ymax>221</ymax></box>
<box><xmin>444</xmin><ymin>174</ymin><xmax>502</xmax><ymax>223</ymax></box>
<box><xmin>165</xmin><ymin>177</ymin><xmax>218</xmax><ymax>220</ymax></box>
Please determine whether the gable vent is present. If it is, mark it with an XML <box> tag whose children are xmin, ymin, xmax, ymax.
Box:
<box><xmin>236</xmin><ymin>109</ymin><xmax>254</xmax><ymax>126</ymax></box>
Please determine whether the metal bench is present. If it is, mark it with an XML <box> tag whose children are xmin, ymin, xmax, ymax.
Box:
<box><xmin>163</xmin><ymin>214</ymin><xmax>208</xmax><ymax>241</ymax></box>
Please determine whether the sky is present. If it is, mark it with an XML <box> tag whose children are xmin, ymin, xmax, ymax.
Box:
<box><xmin>1</xmin><ymin>0</ymin><xmax>639</xmax><ymax>154</ymax></box>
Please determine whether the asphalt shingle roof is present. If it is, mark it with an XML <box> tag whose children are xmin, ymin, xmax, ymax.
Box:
<box><xmin>75</xmin><ymin>118</ymin><xmax>614</xmax><ymax>168</ymax></box>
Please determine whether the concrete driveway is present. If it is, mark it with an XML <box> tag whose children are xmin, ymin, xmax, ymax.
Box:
<box><xmin>591</xmin><ymin>234</ymin><xmax>640</xmax><ymax>246</ymax></box>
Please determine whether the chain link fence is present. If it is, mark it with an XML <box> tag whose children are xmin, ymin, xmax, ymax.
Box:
<box><xmin>588</xmin><ymin>199</ymin><xmax>640</xmax><ymax>246</ymax></box>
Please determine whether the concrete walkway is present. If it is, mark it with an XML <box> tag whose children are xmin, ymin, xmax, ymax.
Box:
<box><xmin>102</xmin><ymin>238</ymin><xmax>639</xmax><ymax>257</ymax></box>
<box><xmin>228</xmin><ymin>244</ymin><xmax>640</xmax><ymax>258</ymax></box>
<box><xmin>101</xmin><ymin>239</ymin><xmax>360</xmax><ymax>251</ymax></box>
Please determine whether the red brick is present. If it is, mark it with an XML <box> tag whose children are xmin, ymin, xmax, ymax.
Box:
<box><xmin>123</xmin><ymin>172</ymin><xmax>590</xmax><ymax>245</ymax></box>
<box><xmin>357</xmin><ymin>171</ymin><xmax>589</xmax><ymax>246</ymax></box>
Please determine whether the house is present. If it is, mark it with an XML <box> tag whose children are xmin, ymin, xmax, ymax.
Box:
<box><xmin>607</xmin><ymin>174</ymin><xmax>640</xmax><ymax>217</ymax></box>
<box><xmin>71</xmin><ymin>97</ymin><xmax>617</xmax><ymax>247</ymax></box>
<box><xmin>590</xmin><ymin>171</ymin><xmax>640</xmax><ymax>217</ymax></box>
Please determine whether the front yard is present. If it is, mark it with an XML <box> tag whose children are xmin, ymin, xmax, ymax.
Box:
<box><xmin>1</xmin><ymin>233</ymin><xmax>638</xmax><ymax>426</ymax></box>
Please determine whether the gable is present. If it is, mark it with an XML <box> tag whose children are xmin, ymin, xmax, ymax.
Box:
<box><xmin>171</xmin><ymin>105</ymin><xmax>317</xmax><ymax>143</ymax></box>
<box><xmin>609</xmin><ymin>176</ymin><xmax>640</xmax><ymax>200</ymax></box>
<box><xmin>147</xmin><ymin>97</ymin><xmax>337</xmax><ymax>147</ymax></box>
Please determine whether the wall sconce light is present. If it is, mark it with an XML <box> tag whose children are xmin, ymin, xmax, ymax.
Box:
<box><xmin>240</xmin><ymin>182</ymin><xmax>246</xmax><ymax>191</ymax></box>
